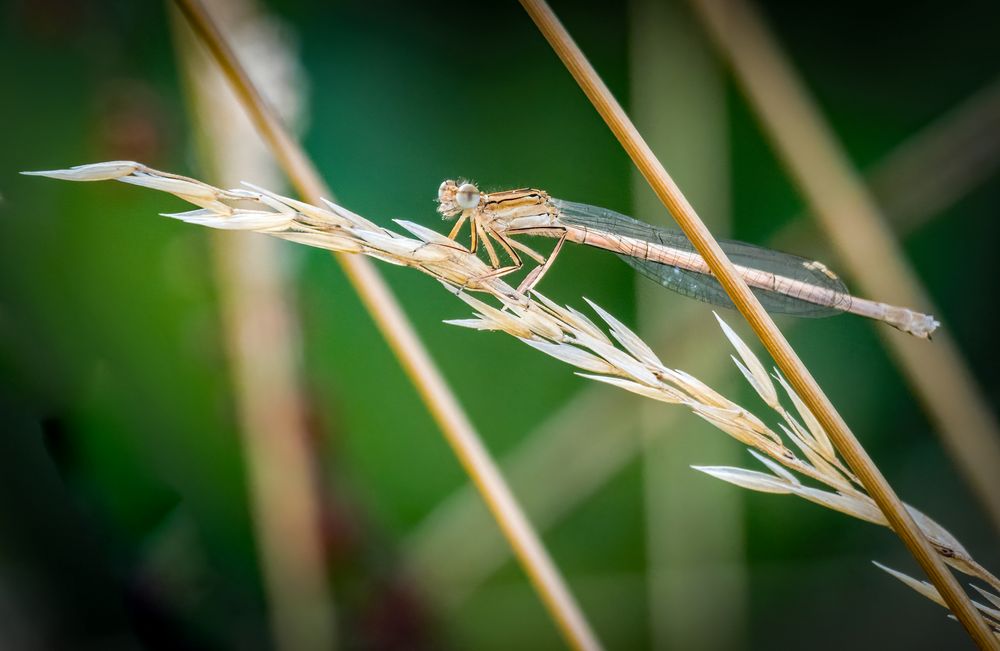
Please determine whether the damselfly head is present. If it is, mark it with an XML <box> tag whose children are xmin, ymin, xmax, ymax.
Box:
<box><xmin>437</xmin><ymin>179</ymin><xmax>481</xmax><ymax>218</ymax></box>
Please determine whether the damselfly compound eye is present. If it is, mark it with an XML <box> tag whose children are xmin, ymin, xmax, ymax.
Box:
<box><xmin>455</xmin><ymin>183</ymin><xmax>479</xmax><ymax>208</ymax></box>
<box><xmin>455</xmin><ymin>183</ymin><xmax>480</xmax><ymax>209</ymax></box>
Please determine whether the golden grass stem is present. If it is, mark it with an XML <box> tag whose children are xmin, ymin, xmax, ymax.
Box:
<box><xmin>688</xmin><ymin>0</ymin><xmax>1000</xmax><ymax>538</ymax></box>
<box><xmin>407</xmin><ymin>74</ymin><xmax>1000</xmax><ymax>604</ymax></box>
<box><xmin>407</xmin><ymin>385</ymin><xmax>633</xmax><ymax>607</ymax></box>
<box><xmin>170</xmin><ymin>2</ymin><xmax>337</xmax><ymax>648</ymax></box>
<box><xmin>35</xmin><ymin>158</ymin><xmax>1000</xmax><ymax>642</ymax></box>
<box><xmin>408</xmin><ymin>322</ymin><xmax>711</xmax><ymax>605</ymax></box>
<box><xmin>171</xmin><ymin>1</ymin><xmax>601</xmax><ymax>648</ymax></box>
<box><xmin>517</xmin><ymin>0</ymin><xmax>997</xmax><ymax>646</ymax></box>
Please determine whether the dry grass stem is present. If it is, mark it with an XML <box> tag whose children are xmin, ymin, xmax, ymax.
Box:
<box><xmin>407</xmin><ymin>74</ymin><xmax>1000</xmax><ymax>606</ymax></box>
<box><xmin>406</xmin><ymin>385</ymin><xmax>635</xmax><ymax>608</ymax></box>
<box><xmin>689</xmin><ymin>0</ymin><xmax>1000</xmax><ymax>541</ymax></box>
<box><xmin>169</xmin><ymin>2</ymin><xmax>600</xmax><ymax>649</ymax></box>
<box><xmin>26</xmin><ymin>161</ymin><xmax>601</xmax><ymax>651</ymax></box>
<box><xmin>516</xmin><ymin>0</ymin><xmax>996</xmax><ymax>645</ymax></box>
<box><xmin>26</xmin><ymin>162</ymin><xmax>1000</xmax><ymax>641</ymax></box>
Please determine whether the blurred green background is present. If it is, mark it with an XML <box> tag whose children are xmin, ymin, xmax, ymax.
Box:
<box><xmin>1</xmin><ymin>0</ymin><xmax>998</xmax><ymax>649</ymax></box>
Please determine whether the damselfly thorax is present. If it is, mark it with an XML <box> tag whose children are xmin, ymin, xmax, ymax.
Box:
<box><xmin>438</xmin><ymin>180</ymin><xmax>559</xmax><ymax>232</ymax></box>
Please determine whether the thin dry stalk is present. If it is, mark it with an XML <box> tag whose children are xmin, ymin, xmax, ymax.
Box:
<box><xmin>515</xmin><ymin>0</ymin><xmax>996</xmax><ymax>645</ymax></box>
<box><xmin>407</xmin><ymin>386</ymin><xmax>634</xmax><ymax>608</ymax></box>
<box><xmin>26</xmin><ymin>162</ymin><xmax>1000</xmax><ymax>643</ymax></box>
<box><xmin>405</xmin><ymin>316</ymin><xmax>725</xmax><ymax>607</ymax></box>
<box><xmin>169</xmin><ymin>2</ymin><xmax>601</xmax><ymax>649</ymax></box>
<box><xmin>688</xmin><ymin>0</ymin><xmax>1000</xmax><ymax>538</ymax></box>
<box><xmin>29</xmin><ymin>159</ymin><xmax>602</xmax><ymax>651</ymax></box>
<box><xmin>405</xmin><ymin>74</ymin><xmax>1000</xmax><ymax>605</ymax></box>
<box><xmin>171</xmin><ymin>1</ymin><xmax>336</xmax><ymax>648</ymax></box>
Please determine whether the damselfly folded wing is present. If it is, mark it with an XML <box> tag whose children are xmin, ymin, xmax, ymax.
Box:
<box><xmin>552</xmin><ymin>199</ymin><xmax>851</xmax><ymax>317</ymax></box>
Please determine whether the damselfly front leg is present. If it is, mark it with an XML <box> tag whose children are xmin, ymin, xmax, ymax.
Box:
<box><xmin>437</xmin><ymin>178</ymin><xmax>567</xmax><ymax>296</ymax></box>
<box><xmin>466</xmin><ymin>225</ymin><xmax>524</xmax><ymax>285</ymax></box>
<box><xmin>475</xmin><ymin>220</ymin><xmax>500</xmax><ymax>267</ymax></box>
<box><xmin>446</xmin><ymin>211</ymin><xmax>468</xmax><ymax>241</ymax></box>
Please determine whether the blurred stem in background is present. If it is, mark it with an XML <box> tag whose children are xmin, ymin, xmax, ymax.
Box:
<box><xmin>777</xmin><ymin>77</ymin><xmax>1000</xmax><ymax>248</ymax></box>
<box><xmin>630</xmin><ymin>0</ymin><xmax>747</xmax><ymax>648</ymax></box>
<box><xmin>171</xmin><ymin>0</ymin><xmax>338</xmax><ymax>649</ymax></box>
<box><xmin>689</xmin><ymin>0</ymin><xmax>1000</xmax><ymax>535</ymax></box>
<box><xmin>405</xmin><ymin>42</ymin><xmax>1000</xmax><ymax>617</ymax></box>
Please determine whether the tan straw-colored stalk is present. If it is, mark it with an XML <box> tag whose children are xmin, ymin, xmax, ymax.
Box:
<box><xmin>171</xmin><ymin>1</ymin><xmax>601</xmax><ymax>649</ymax></box>
<box><xmin>34</xmin><ymin>159</ymin><xmax>999</xmax><ymax>639</ymax></box>
<box><xmin>407</xmin><ymin>73</ymin><xmax>1000</xmax><ymax>606</ymax></box>
<box><xmin>688</xmin><ymin>0</ymin><xmax>1000</xmax><ymax>537</ymax></box>
<box><xmin>516</xmin><ymin>0</ymin><xmax>997</xmax><ymax>646</ymax></box>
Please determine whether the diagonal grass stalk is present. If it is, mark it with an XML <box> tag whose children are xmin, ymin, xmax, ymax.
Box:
<box><xmin>26</xmin><ymin>160</ymin><xmax>1000</xmax><ymax>643</ymax></box>
<box><xmin>170</xmin><ymin>1</ymin><xmax>601</xmax><ymax>648</ymax></box>
<box><xmin>406</xmin><ymin>73</ymin><xmax>1000</xmax><ymax>610</ymax></box>
<box><xmin>515</xmin><ymin>0</ymin><xmax>997</xmax><ymax>646</ymax></box>
<box><xmin>688</xmin><ymin>0</ymin><xmax>1000</xmax><ymax>538</ymax></box>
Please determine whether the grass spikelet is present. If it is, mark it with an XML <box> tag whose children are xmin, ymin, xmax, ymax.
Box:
<box><xmin>28</xmin><ymin>160</ymin><xmax>1000</xmax><ymax>639</ymax></box>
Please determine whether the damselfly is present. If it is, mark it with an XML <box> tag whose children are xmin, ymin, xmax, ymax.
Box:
<box><xmin>437</xmin><ymin>180</ymin><xmax>938</xmax><ymax>338</ymax></box>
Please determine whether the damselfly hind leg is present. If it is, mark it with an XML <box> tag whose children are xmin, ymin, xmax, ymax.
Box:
<box><xmin>517</xmin><ymin>230</ymin><xmax>568</xmax><ymax>294</ymax></box>
<box><xmin>462</xmin><ymin>227</ymin><xmax>524</xmax><ymax>292</ymax></box>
